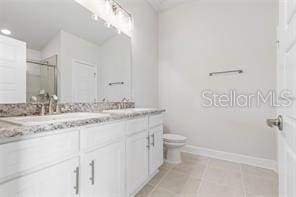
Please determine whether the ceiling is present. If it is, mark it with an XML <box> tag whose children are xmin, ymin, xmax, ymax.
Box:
<box><xmin>0</xmin><ymin>0</ymin><xmax>117</xmax><ymax>50</ymax></box>
<box><xmin>146</xmin><ymin>0</ymin><xmax>195</xmax><ymax>11</ymax></box>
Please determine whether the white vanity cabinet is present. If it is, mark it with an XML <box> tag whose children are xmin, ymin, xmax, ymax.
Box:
<box><xmin>0</xmin><ymin>113</ymin><xmax>164</xmax><ymax>197</ymax></box>
<box><xmin>81</xmin><ymin>141</ymin><xmax>126</xmax><ymax>197</ymax></box>
<box><xmin>0</xmin><ymin>130</ymin><xmax>80</xmax><ymax>197</ymax></box>
<box><xmin>126</xmin><ymin>117</ymin><xmax>149</xmax><ymax>196</ymax></box>
<box><xmin>148</xmin><ymin>126</ymin><xmax>163</xmax><ymax>175</ymax></box>
<box><xmin>126</xmin><ymin>115</ymin><xmax>164</xmax><ymax>196</ymax></box>
<box><xmin>126</xmin><ymin>130</ymin><xmax>149</xmax><ymax>196</ymax></box>
<box><xmin>0</xmin><ymin>158</ymin><xmax>79</xmax><ymax>196</ymax></box>
<box><xmin>148</xmin><ymin>115</ymin><xmax>164</xmax><ymax>175</ymax></box>
<box><xmin>80</xmin><ymin>122</ymin><xmax>126</xmax><ymax>197</ymax></box>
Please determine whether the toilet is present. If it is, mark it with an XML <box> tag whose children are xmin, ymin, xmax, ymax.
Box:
<box><xmin>163</xmin><ymin>133</ymin><xmax>187</xmax><ymax>164</ymax></box>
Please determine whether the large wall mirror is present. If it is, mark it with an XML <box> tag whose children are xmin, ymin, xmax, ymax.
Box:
<box><xmin>0</xmin><ymin>0</ymin><xmax>132</xmax><ymax>103</ymax></box>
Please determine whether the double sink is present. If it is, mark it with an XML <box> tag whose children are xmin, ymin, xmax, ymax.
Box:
<box><xmin>0</xmin><ymin>108</ymin><xmax>154</xmax><ymax>127</ymax></box>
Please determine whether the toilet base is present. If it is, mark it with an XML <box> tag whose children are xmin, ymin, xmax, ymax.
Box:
<box><xmin>165</xmin><ymin>146</ymin><xmax>182</xmax><ymax>164</ymax></box>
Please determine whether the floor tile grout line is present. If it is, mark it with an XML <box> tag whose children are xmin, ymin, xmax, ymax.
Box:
<box><xmin>143</xmin><ymin>154</ymin><xmax>278</xmax><ymax>197</ymax></box>
<box><xmin>240</xmin><ymin>163</ymin><xmax>247</xmax><ymax>197</ymax></box>
<box><xmin>152</xmin><ymin>185</ymin><xmax>181</xmax><ymax>196</ymax></box>
<box><xmin>147</xmin><ymin>165</ymin><xmax>175</xmax><ymax>196</ymax></box>
<box><xmin>154</xmin><ymin>166</ymin><xmax>197</xmax><ymax>197</ymax></box>
<box><xmin>195</xmin><ymin>157</ymin><xmax>211</xmax><ymax>197</ymax></box>
<box><xmin>159</xmin><ymin>157</ymin><xmax>213</xmax><ymax>196</ymax></box>
<box><xmin>148</xmin><ymin>156</ymin><xmax>207</xmax><ymax>196</ymax></box>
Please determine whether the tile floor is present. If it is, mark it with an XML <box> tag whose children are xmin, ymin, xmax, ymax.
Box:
<box><xmin>136</xmin><ymin>153</ymin><xmax>278</xmax><ymax>197</ymax></box>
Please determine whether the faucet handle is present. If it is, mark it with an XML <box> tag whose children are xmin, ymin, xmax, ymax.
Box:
<box><xmin>51</xmin><ymin>95</ymin><xmax>58</xmax><ymax>101</ymax></box>
<box><xmin>121</xmin><ymin>97</ymin><xmax>129</xmax><ymax>102</ymax></box>
<box><xmin>30</xmin><ymin>96</ymin><xmax>38</xmax><ymax>102</ymax></box>
<box><xmin>40</xmin><ymin>104</ymin><xmax>46</xmax><ymax>116</ymax></box>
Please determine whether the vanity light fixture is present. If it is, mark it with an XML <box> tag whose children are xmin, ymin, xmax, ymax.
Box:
<box><xmin>78</xmin><ymin>0</ymin><xmax>132</xmax><ymax>35</ymax></box>
<box><xmin>1</xmin><ymin>29</ymin><xmax>11</xmax><ymax>35</ymax></box>
<box><xmin>91</xmin><ymin>0</ymin><xmax>133</xmax><ymax>35</ymax></box>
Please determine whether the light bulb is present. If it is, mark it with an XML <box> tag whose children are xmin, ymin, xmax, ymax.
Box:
<box><xmin>105</xmin><ymin>0</ymin><xmax>111</xmax><ymax>15</ymax></box>
<box><xmin>1</xmin><ymin>29</ymin><xmax>11</xmax><ymax>35</ymax></box>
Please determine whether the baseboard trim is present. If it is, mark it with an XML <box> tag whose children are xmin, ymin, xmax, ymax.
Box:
<box><xmin>182</xmin><ymin>145</ymin><xmax>277</xmax><ymax>173</ymax></box>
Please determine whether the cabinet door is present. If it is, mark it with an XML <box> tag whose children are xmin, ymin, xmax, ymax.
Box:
<box><xmin>0</xmin><ymin>157</ymin><xmax>79</xmax><ymax>197</ymax></box>
<box><xmin>149</xmin><ymin>125</ymin><xmax>164</xmax><ymax>175</ymax></box>
<box><xmin>82</xmin><ymin>140</ymin><xmax>125</xmax><ymax>197</ymax></box>
<box><xmin>126</xmin><ymin>130</ymin><xmax>149</xmax><ymax>196</ymax></box>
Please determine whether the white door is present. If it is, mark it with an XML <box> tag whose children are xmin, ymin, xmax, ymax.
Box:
<box><xmin>72</xmin><ymin>60</ymin><xmax>97</xmax><ymax>102</ymax></box>
<box><xmin>0</xmin><ymin>35</ymin><xmax>26</xmax><ymax>103</ymax></box>
<box><xmin>126</xmin><ymin>131</ymin><xmax>149</xmax><ymax>196</ymax></box>
<box><xmin>0</xmin><ymin>158</ymin><xmax>79</xmax><ymax>196</ymax></box>
<box><xmin>149</xmin><ymin>125</ymin><xmax>164</xmax><ymax>175</ymax></box>
<box><xmin>81</xmin><ymin>140</ymin><xmax>125</xmax><ymax>197</ymax></box>
<box><xmin>276</xmin><ymin>0</ymin><xmax>296</xmax><ymax>196</ymax></box>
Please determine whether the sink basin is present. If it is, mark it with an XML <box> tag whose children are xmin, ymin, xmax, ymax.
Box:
<box><xmin>104</xmin><ymin>108</ymin><xmax>155</xmax><ymax>114</ymax></box>
<box><xmin>0</xmin><ymin>112</ymin><xmax>111</xmax><ymax>126</ymax></box>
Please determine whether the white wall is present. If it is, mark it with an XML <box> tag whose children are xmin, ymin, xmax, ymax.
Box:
<box><xmin>74</xmin><ymin>0</ymin><xmax>159</xmax><ymax>106</ymax></box>
<box><xmin>120</xmin><ymin>0</ymin><xmax>159</xmax><ymax>107</ymax></box>
<box><xmin>27</xmin><ymin>48</ymin><xmax>42</xmax><ymax>60</ymax></box>
<box><xmin>38</xmin><ymin>30</ymin><xmax>135</xmax><ymax>102</ymax></box>
<box><xmin>159</xmin><ymin>0</ymin><xmax>277</xmax><ymax>160</ymax></box>
<box><xmin>41</xmin><ymin>33</ymin><xmax>61</xmax><ymax>60</ymax></box>
<box><xmin>39</xmin><ymin>31</ymin><xmax>100</xmax><ymax>102</ymax></box>
<box><xmin>59</xmin><ymin>31</ymin><xmax>101</xmax><ymax>102</ymax></box>
<box><xmin>100</xmin><ymin>35</ymin><xmax>132</xmax><ymax>101</ymax></box>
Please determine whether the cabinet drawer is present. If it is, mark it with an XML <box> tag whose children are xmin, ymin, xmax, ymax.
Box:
<box><xmin>81</xmin><ymin>122</ymin><xmax>125</xmax><ymax>150</ymax></box>
<box><xmin>126</xmin><ymin>117</ymin><xmax>148</xmax><ymax>136</ymax></box>
<box><xmin>149</xmin><ymin>114</ymin><xmax>163</xmax><ymax>128</ymax></box>
<box><xmin>0</xmin><ymin>130</ymin><xmax>79</xmax><ymax>181</ymax></box>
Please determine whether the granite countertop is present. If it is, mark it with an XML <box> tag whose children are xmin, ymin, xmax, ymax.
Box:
<box><xmin>0</xmin><ymin>109</ymin><xmax>165</xmax><ymax>144</ymax></box>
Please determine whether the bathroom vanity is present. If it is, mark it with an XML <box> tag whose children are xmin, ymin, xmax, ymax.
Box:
<box><xmin>0</xmin><ymin>110</ymin><xmax>164</xmax><ymax>197</ymax></box>
<box><xmin>0</xmin><ymin>1</ymin><xmax>164</xmax><ymax>196</ymax></box>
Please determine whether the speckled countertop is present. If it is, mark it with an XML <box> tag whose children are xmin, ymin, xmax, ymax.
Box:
<box><xmin>0</xmin><ymin>109</ymin><xmax>165</xmax><ymax>144</ymax></box>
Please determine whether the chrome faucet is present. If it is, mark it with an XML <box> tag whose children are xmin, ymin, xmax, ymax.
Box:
<box><xmin>49</xmin><ymin>95</ymin><xmax>59</xmax><ymax>114</ymax></box>
<box><xmin>120</xmin><ymin>98</ymin><xmax>129</xmax><ymax>109</ymax></box>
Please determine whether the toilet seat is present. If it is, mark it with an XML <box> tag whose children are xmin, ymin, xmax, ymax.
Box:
<box><xmin>163</xmin><ymin>134</ymin><xmax>186</xmax><ymax>143</ymax></box>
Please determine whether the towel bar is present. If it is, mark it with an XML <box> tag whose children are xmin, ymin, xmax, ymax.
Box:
<box><xmin>209</xmin><ymin>69</ymin><xmax>243</xmax><ymax>76</ymax></box>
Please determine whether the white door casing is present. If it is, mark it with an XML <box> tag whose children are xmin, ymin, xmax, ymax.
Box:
<box><xmin>0</xmin><ymin>35</ymin><xmax>26</xmax><ymax>103</ymax></box>
<box><xmin>277</xmin><ymin>0</ymin><xmax>296</xmax><ymax>196</ymax></box>
<box><xmin>72</xmin><ymin>60</ymin><xmax>97</xmax><ymax>102</ymax></box>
